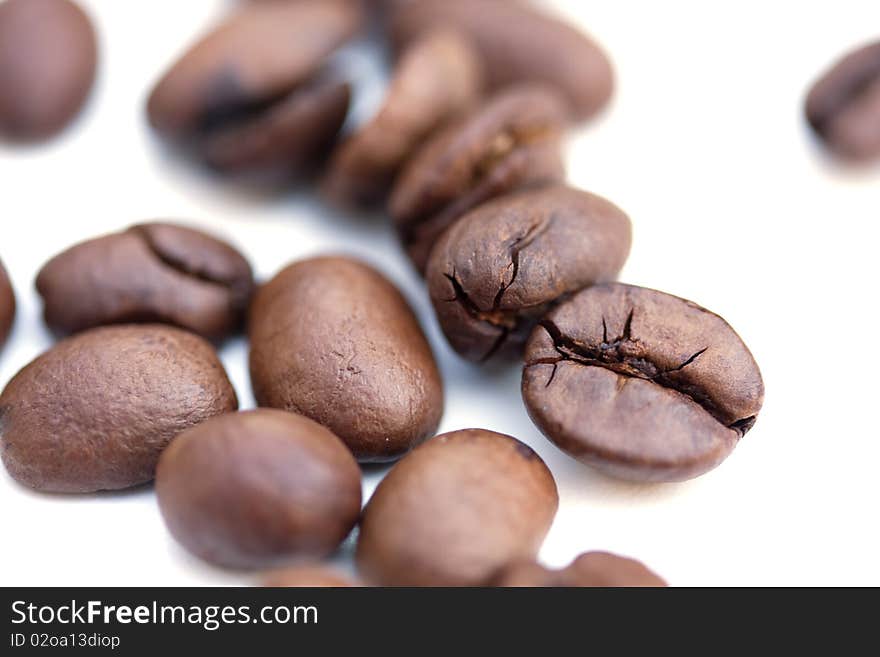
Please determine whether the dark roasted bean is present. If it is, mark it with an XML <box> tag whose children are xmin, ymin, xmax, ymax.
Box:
<box><xmin>427</xmin><ymin>185</ymin><xmax>631</xmax><ymax>362</ymax></box>
<box><xmin>522</xmin><ymin>283</ymin><xmax>764</xmax><ymax>482</ymax></box>
<box><xmin>0</xmin><ymin>325</ymin><xmax>238</xmax><ymax>493</ymax></box>
<box><xmin>0</xmin><ymin>257</ymin><xmax>14</xmax><ymax>352</ymax></box>
<box><xmin>0</xmin><ymin>0</ymin><xmax>97</xmax><ymax>141</ymax></box>
<box><xmin>390</xmin><ymin>84</ymin><xmax>568</xmax><ymax>272</ymax></box>
<box><xmin>156</xmin><ymin>409</ymin><xmax>361</xmax><ymax>570</ymax></box>
<box><xmin>322</xmin><ymin>28</ymin><xmax>482</xmax><ymax>206</ymax></box>
<box><xmin>491</xmin><ymin>552</ymin><xmax>667</xmax><ymax>587</ymax></box>
<box><xmin>356</xmin><ymin>428</ymin><xmax>558</xmax><ymax>586</ymax></box>
<box><xmin>36</xmin><ymin>223</ymin><xmax>254</xmax><ymax>342</ymax></box>
<box><xmin>249</xmin><ymin>256</ymin><xmax>443</xmax><ymax>462</ymax></box>
<box><xmin>389</xmin><ymin>0</ymin><xmax>613</xmax><ymax>121</ymax></box>
<box><xmin>147</xmin><ymin>0</ymin><xmax>362</xmax><ymax>175</ymax></box>
<box><xmin>806</xmin><ymin>40</ymin><xmax>880</xmax><ymax>162</ymax></box>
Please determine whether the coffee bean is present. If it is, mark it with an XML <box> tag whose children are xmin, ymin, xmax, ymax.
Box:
<box><xmin>249</xmin><ymin>256</ymin><xmax>443</xmax><ymax>462</ymax></box>
<box><xmin>356</xmin><ymin>429</ymin><xmax>558</xmax><ymax>586</ymax></box>
<box><xmin>390</xmin><ymin>84</ymin><xmax>568</xmax><ymax>272</ymax></box>
<box><xmin>491</xmin><ymin>552</ymin><xmax>667</xmax><ymax>587</ymax></box>
<box><xmin>147</xmin><ymin>0</ymin><xmax>362</xmax><ymax>173</ymax></box>
<box><xmin>806</xmin><ymin>40</ymin><xmax>880</xmax><ymax>162</ymax></box>
<box><xmin>522</xmin><ymin>283</ymin><xmax>764</xmax><ymax>482</ymax></box>
<box><xmin>203</xmin><ymin>77</ymin><xmax>351</xmax><ymax>174</ymax></box>
<box><xmin>0</xmin><ymin>258</ymin><xmax>15</xmax><ymax>352</ymax></box>
<box><xmin>388</xmin><ymin>0</ymin><xmax>613</xmax><ymax>121</ymax></box>
<box><xmin>426</xmin><ymin>185</ymin><xmax>631</xmax><ymax>363</ymax></box>
<box><xmin>322</xmin><ymin>28</ymin><xmax>482</xmax><ymax>206</ymax></box>
<box><xmin>264</xmin><ymin>565</ymin><xmax>360</xmax><ymax>588</ymax></box>
<box><xmin>156</xmin><ymin>409</ymin><xmax>361</xmax><ymax>570</ymax></box>
<box><xmin>36</xmin><ymin>223</ymin><xmax>254</xmax><ymax>342</ymax></box>
<box><xmin>0</xmin><ymin>0</ymin><xmax>97</xmax><ymax>141</ymax></box>
<box><xmin>0</xmin><ymin>325</ymin><xmax>237</xmax><ymax>493</ymax></box>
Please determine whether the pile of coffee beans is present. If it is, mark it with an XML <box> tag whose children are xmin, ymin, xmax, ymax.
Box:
<box><xmin>4</xmin><ymin>0</ymin><xmax>870</xmax><ymax>587</ymax></box>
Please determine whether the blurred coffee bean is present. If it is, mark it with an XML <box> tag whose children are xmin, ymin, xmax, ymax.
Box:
<box><xmin>322</xmin><ymin>28</ymin><xmax>482</xmax><ymax>207</ymax></box>
<box><xmin>147</xmin><ymin>0</ymin><xmax>363</xmax><ymax>174</ymax></box>
<box><xmin>249</xmin><ymin>256</ymin><xmax>443</xmax><ymax>462</ymax></box>
<box><xmin>491</xmin><ymin>552</ymin><xmax>668</xmax><ymax>587</ymax></box>
<box><xmin>0</xmin><ymin>325</ymin><xmax>238</xmax><ymax>493</ymax></box>
<box><xmin>806</xmin><ymin>40</ymin><xmax>880</xmax><ymax>162</ymax></box>
<box><xmin>36</xmin><ymin>223</ymin><xmax>254</xmax><ymax>342</ymax></box>
<box><xmin>264</xmin><ymin>565</ymin><xmax>360</xmax><ymax>587</ymax></box>
<box><xmin>388</xmin><ymin>0</ymin><xmax>613</xmax><ymax>121</ymax></box>
<box><xmin>0</xmin><ymin>0</ymin><xmax>97</xmax><ymax>141</ymax></box>
<box><xmin>157</xmin><ymin>410</ymin><xmax>361</xmax><ymax>570</ymax></box>
<box><xmin>0</xmin><ymin>257</ymin><xmax>14</xmax><ymax>351</ymax></box>
<box><xmin>203</xmin><ymin>77</ymin><xmax>351</xmax><ymax>174</ymax></box>
<box><xmin>427</xmin><ymin>185</ymin><xmax>631</xmax><ymax>362</ymax></box>
<box><xmin>390</xmin><ymin>84</ymin><xmax>568</xmax><ymax>273</ymax></box>
<box><xmin>356</xmin><ymin>428</ymin><xmax>558</xmax><ymax>586</ymax></box>
<box><xmin>522</xmin><ymin>283</ymin><xmax>764</xmax><ymax>482</ymax></box>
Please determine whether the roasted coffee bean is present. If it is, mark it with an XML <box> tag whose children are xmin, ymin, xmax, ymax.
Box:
<box><xmin>805</xmin><ymin>40</ymin><xmax>880</xmax><ymax>161</ymax></box>
<box><xmin>249</xmin><ymin>256</ymin><xmax>443</xmax><ymax>462</ymax></box>
<box><xmin>322</xmin><ymin>28</ymin><xmax>482</xmax><ymax>206</ymax></box>
<box><xmin>390</xmin><ymin>84</ymin><xmax>568</xmax><ymax>272</ymax></box>
<box><xmin>388</xmin><ymin>0</ymin><xmax>612</xmax><ymax>121</ymax></box>
<box><xmin>0</xmin><ymin>0</ymin><xmax>97</xmax><ymax>141</ymax></box>
<box><xmin>491</xmin><ymin>552</ymin><xmax>667</xmax><ymax>587</ymax></box>
<box><xmin>264</xmin><ymin>565</ymin><xmax>360</xmax><ymax>588</ymax></box>
<box><xmin>427</xmin><ymin>185</ymin><xmax>631</xmax><ymax>362</ymax></box>
<box><xmin>0</xmin><ymin>325</ymin><xmax>237</xmax><ymax>493</ymax></box>
<box><xmin>36</xmin><ymin>223</ymin><xmax>254</xmax><ymax>342</ymax></box>
<box><xmin>0</xmin><ymin>258</ymin><xmax>15</xmax><ymax>351</ymax></box>
<box><xmin>356</xmin><ymin>429</ymin><xmax>558</xmax><ymax>586</ymax></box>
<box><xmin>147</xmin><ymin>0</ymin><xmax>362</xmax><ymax>173</ymax></box>
<box><xmin>522</xmin><ymin>284</ymin><xmax>764</xmax><ymax>482</ymax></box>
<box><xmin>203</xmin><ymin>77</ymin><xmax>351</xmax><ymax>174</ymax></box>
<box><xmin>156</xmin><ymin>409</ymin><xmax>361</xmax><ymax>570</ymax></box>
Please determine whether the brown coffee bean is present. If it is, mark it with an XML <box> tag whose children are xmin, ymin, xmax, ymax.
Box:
<box><xmin>427</xmin><ymin>185</ymin><xmax>631</xmax><ymax>362</ymax></box>
<box><xmin>522</xmin><ymin>284</ymin><xmax>764</xmax><ymax>482</ymax></box>
<box><xmin>805</xmin><ymin>40</ymin><xmax>880</xmax><ymax>162</ymax></box>
<box><xmin>388</xmin><ymin>0</ymin><xmax>613</xmax><ymax>121</ymax></box>
<box><xmin>249</xmin><ymin>256</ymin><xmax>443</xmax><ymax>462</ymax></box>
<box><xmin>0</xmin><ymin>258</ymin><xmax>15</xmax><ymax>351</ymax></box>
<box><xmin>0</xmin><ymin>0</ymin><xmax>97</xmax><ymax>141</ymax></box>
<box><xmin>356</xmin><ymin>429</ymin><xmax>558</xmax><ymax>586</ymax></box>
<box><xmin>36</xmin><ymin>223</ymin><xmax>254</xmax><ymax>342</ymax></box>
<box><xmin>147</xmin><ymin>0</ymin><xmax>362</xmax><ymax>173</ymax></box>
<box><xmin>203</xmin><ymin>77</ymin><xmax>351</xmax><ymax>174</ymax></box>
<box><xmin>156</xmin><ymin>409</ymin><xmax>361</xmax><ymax>570</ymax></box>
<box><xmin>322</xmin><ymin>28</ymin><xmax>482</xmax><ymax>206</ymax></box>
<box><xmin>264</xmin><ymin>565</ymin><xmax>360</xmax><ymax>588</ymax></box>
<box><xmin>390</xmin><ymin>84</ymin><xmax>568</xmax><ymax>272</ymax></box>
<box><xmin>491</xmin><ymin>552</ymin><xmax>667</xmax><ymax>588</ymax></box>
<box><xmin>0</xmin><ymin>325</ymin><xmax>237</xmax><ymax>493</ymax></box>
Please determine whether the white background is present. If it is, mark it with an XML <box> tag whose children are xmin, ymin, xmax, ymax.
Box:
<box><xmin>1</xmin><ymin>0</ymin><xmax>878</xmax><ymax>587</ymax></box>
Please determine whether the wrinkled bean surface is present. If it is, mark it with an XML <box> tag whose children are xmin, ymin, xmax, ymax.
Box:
<box><xmin>249</xmin><ymin>256</ymin><xmax>443</xmax><ymax>462</ymax></box>
<box><xmin>523</xmin><ymin>284</ymin><xmax>764</xmax><ymax>482</ymax></box>
<box><xmin>0</xmin><ymin>325</ymin><xmax>237</xmax><ymax>493</ymax></box>
<box><xmin>37</xmin><ymin>223</ymin><xmax>254</xmax><ymax>341</ymax></box>
<box><xmin>390</xmin><ymin>84</ymin><xmax>568</xmax><ymax>272</ymax></box>
<box><xmin>427</xmin><ymin>185</ymin><xmax>631</xmax><ymax>362</ymax></box>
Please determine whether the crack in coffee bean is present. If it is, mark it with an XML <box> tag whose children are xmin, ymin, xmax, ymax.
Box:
<box><xmin>428</xmin><ymin>186</ymin><xmax>631</xmax><ymax>363</ymax></box>
<box><xmin>522</xmin><ymin>283</ymin><xmax>764</xmax><ymax>482</ymax></box>
<box><xmin>524</xmin><ymin>316</ymin><xmax>758</xmax><ymax>434</ymax></box>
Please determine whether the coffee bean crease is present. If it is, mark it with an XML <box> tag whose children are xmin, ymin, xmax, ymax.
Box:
<box><xmin>527</xmin><ymin>315</ymin><xmax>757</xmax><ymax>435</ymax></box>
